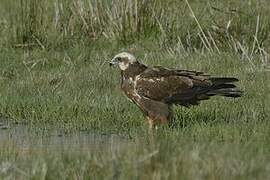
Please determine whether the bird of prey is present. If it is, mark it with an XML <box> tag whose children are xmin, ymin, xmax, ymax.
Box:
<box><xmin>109</xmin><ymin>52</ymin><xmax>242</xmax><ymax>128</ymax></box>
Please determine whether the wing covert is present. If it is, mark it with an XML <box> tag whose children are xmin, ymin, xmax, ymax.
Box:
<box><xmin>135</xmin><ymin>66</ymin><xmax>213</xmax><ymax>102</ymax></box>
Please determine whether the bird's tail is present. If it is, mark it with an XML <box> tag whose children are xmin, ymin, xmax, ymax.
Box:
<box><xmin>206</xmin><ymin>77</ymin><xmax>242</xmax><ymax>98</ymax></box>
<box><xmin>166</xmin><ymin>77</ymin><xmax>242</xmax><ymax>107</ymax></box>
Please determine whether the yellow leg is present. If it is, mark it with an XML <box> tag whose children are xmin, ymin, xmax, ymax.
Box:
<box><xmin>145</xmin><ymin>117</ymin><xmax>154</xmax><ymax>143</ymax></box>
<box><xmin>146</xmin><ymin>117</ymin><xmax>155</xmax><ymax>130</ymax></box>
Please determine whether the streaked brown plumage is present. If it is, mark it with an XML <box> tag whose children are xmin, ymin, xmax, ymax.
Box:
<box><xmin>110</xmin><ymin>52</ymin><xmax>242</xmax><ymax>128</ymax></box>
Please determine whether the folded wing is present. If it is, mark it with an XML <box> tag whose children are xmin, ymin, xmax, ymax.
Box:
<box><xmin>135</xmin><ymin>66</ymin><xmax>241</xmax><ymax>107</ymax></box>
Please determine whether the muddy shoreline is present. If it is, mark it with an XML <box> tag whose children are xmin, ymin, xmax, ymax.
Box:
<box><xmin>0</xmin><ymin>120</ymin><xmax>129</xmax><ymax>151</ymax></box>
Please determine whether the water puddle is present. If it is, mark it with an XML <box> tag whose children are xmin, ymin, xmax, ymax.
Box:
<box><xmin>0</xmin><ymin>121</ymin><xmax>130</xmax><ymax>152</ymax></box>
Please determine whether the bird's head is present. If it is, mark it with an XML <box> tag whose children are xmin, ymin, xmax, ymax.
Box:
<box><xmin>109</xmin><ymin>52</ymin><xmax>137</xmax><ymax>71</ymax></box>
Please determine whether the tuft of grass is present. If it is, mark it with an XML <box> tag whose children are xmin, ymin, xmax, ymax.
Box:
<box><xmin>0</xmin><ymin>0</ymin><xmax>270</xmax><ymax>55</ymax></box>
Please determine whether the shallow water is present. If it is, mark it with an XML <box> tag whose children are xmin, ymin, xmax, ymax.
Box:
<box><xmin>0</xmin><ymin>121</ymin><xmax>129</xmax><ymax>152</ymax></box>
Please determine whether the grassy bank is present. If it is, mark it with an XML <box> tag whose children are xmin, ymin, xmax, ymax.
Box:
<box><xmin>0</xmin><ymin>0</ymin><xmax>270</xmax><ymax>179</ymax></box>
<box><xmin>1</xmin><ymin>0</ymin><xmax>270</xmax><ymax>52</ymax></box>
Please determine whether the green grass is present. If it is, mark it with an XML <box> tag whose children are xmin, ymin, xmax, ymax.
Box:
<box><xmin>0</xmin><ymin>0</ymin><xmax>270</xmax><ymax>179</ymax></box>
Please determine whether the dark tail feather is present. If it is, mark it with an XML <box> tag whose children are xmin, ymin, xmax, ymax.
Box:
<box><xmin>207</xmin><ymin>77</ymin><xmax>242</xmax><ymax>98</ymax></box>
<box><xmin>207</xmin><ymin>88</ymin><xmax>243</xmax><ymax>97</ymax></box>
<box><xmin>209</xmin><ymin>77</ymin><xmax>238</xmax><ymax>85</ymax></box>
<box><xmin>211</xmin><ymin>83</ymin><xmax>236</xmax><ymax>89</ymax></box>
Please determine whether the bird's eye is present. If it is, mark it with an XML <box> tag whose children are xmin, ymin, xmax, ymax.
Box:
<box><xmin>116</xmin><ymin>57</ymin><xmax>122</xmax><ymax>61</ymax></box>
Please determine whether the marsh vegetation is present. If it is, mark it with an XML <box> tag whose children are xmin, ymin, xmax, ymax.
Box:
<box><xmin>0</xmin><ymin>0</ymin><xmax>270</xmax><ymax>179</ymax></box>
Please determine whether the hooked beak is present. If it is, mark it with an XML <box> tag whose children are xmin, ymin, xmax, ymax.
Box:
<box><xmin>109</xmin><ymin>58</ymin><xmax>118</xmax><ymax>67</ymax></box>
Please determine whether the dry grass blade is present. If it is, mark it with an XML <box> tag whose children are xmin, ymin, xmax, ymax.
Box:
<box><xmin>184</xmin><ymin>0</ymin><xmax>214</xmax><ymax>53</ymax></box>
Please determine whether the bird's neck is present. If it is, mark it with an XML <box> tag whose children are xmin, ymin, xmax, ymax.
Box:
<box><xmin>121</xmin><ymin>62</ymin><xmax>147</xmax><ymax>79</ymax></box>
